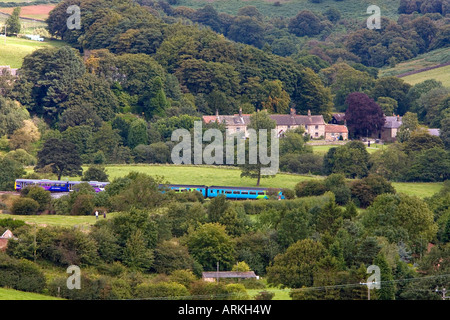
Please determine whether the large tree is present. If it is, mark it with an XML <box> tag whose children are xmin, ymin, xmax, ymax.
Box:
<box><xmin>6</xmin><ymin>7</ymin><xmax>21</xmax><ymax>35</ymax></box>
<box><xmin>345</xmin><ymin>92</ymin><xmax>385</xmax><ymax>139</ymax></box>
<box><xmin>240</xmin><ymin>110</ymin><xmax>277</xmax><ymax>186</ymax></box>
<box><xmin>36</xmin><ymin>138</ymin><xmax>82</xmax><ymax>180</ymax></box>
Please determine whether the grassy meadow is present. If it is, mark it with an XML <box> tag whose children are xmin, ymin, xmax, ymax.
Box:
<box><xmin>400</xmin><ymin>64</ymin><xmax>450</xmax><ymax>87</ymax></box>
<box><xmin>0</xmin><ymin>36</ymin><xmax>65</xmax><ymax>68</ymax></box>
<box><xmin>380</xmin><ymin>47</ymin><xmax>450</xmax><ymax>81</ymax></box>
<box><xmin>0</xmin><ymin>287</ymin><xmax>64</xmax><ymax>300</ymax></box>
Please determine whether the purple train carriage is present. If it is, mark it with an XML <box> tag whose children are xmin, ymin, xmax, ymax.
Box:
<box><xmin>14</xmin><ymin>179</ymin><xmax>109</xmax><ymax>193</ymax></box>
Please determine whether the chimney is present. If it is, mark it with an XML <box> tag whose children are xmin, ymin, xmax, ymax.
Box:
<box><xmin>239</xmin><ymin>107</ymin><xmax>242</xmax><ymax>117</ymax></box>
<box><xmin>308</xmin><ymin>109</ymin><xmax>311</xmax><ymax>116</ymax></box>
<box><xmin>290</xmin><ymin>108</ymin><xmax>296</xmax><ymax>116</ymax></box>
<box><xmin>215</xmin><ymin>109</ymin><xmax>220</xmax><ymax>122</ymax></box>
<box><xmin>397</xmin><ymin>115</ymin><xmax>400</xmax><ymax>121</ymax></box>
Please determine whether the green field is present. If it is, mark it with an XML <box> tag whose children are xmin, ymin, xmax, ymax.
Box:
<box><xmin>380</xmin><ymin>47</ymin><xmax>450</xmax><ymax>80</ymax></box>
<box><xmin>174</xmin><ymin>0</ymin><xmax>401</xmax><ymax>20</ymax></box>
<box><xmin>0</xmin><ymin>212</ymin><xmax>117</xmax><ymax>229</ymax></box>
<box><xmin>95</xmin><ymin>164</ymin><xmax>442</xmax><ymax>199</ymax></box>
<box><xmin>0</xmin><ymin>36</ymin><xmax>65</xmax><ymax>68</ymax></box>
<box><xmin>0</xmin><ymin>287</ymin><xmax>63</xmax><ymax>300</ymax></box>
<box><xmin>400</xmin><ymin>65</ymin><xmax>450</xmax><ymax>87</ymax></box>
<box><xmin>311</xmin><ymin>144</ymin><xmax>383</xmax><ymax>155</ymax></box>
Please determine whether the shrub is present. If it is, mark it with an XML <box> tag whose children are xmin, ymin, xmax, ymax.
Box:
<box><xmin>24</xmin><ymin>186</ymin><xmax>51</xmax><ymax>212</ymax></box>
<box><xmin>70</xmin><ymin>194</ymin><xmax>95</xmax><ymax>215</ymax></box>
<box><xmin>254</xmin><ymin>290</ymin><xmax>275</xmax><ymax>300</ymax></box>
<box><xmin>282</xmin><ymin>188</ymin><xmax>295</xmax><ymax>199</ymax></box>
<box><xmin>11</xmin><ymin>197</ymin><xmax>39</xmax><ymax>215</ymax></box>
<box><xmin>225</xmin><ymin>283</ymin><xmax>250</xmax><ymax>300</ymax></box>
<box><xmin>350</xmin><ymin>174</ymin><xmax>395</xmax><ymax>208</ymax></box>
<box><xmin>295</xmin><ymin>180</ymin><xmax>327</xmax><ymax>198</ymax></box>
<box><xmin>0</xmin><ymin>253</ymin><xmax>46</xmax><ymax>293</ymax></box>
<box><xmin>134</xmin><ymin>282</ymin><xmax>189</xmax><ymax>299</ymax></box>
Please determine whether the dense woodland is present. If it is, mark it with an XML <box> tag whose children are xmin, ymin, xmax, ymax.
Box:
<box><xmin>0</xmin><ymin>0</ymin><xmax>449</xmax><ymax>300</ymax></box>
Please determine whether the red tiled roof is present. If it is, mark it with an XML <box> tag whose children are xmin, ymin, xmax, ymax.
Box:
<box><xmin>325</xmin><ymin>124</ymin><xmax>348</xmax><ymax>133</ymax></box>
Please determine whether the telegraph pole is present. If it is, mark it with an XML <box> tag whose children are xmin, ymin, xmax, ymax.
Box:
<box><xmin>435</xmin><ymin>287</ymin><xmax>449</xmax><ymax>300</ymax></box>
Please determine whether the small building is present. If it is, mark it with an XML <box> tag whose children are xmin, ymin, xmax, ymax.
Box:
<box><xmin>428</xmin><ymin>128</ymin><xmax>440</xmax><ymax>136</ymax></box>
<box><xmin>381</xmin><ymin>115</ymin><xmax>402</xmax><ymax>142</ymax></box>
<box><xmin>0</xmin><ymin>229</ymin><xmax>15</xmax><ymax>252</ymax></box>
<box><xmin>325</xmin><ymin>124</ymin><xmax>348</xmax><ymax>141</ymax></box>
<box><xmin>0</xmin><ymin>65</ymin><xmax>18</xmax><ymax>76</ymax></box>
<box><xmin>330</xmin><ymin>113</ymin><xmax>346</xmax><ymax>125</ymax></box>
<box><xmin>202</xmin><ymin>271</ymin><xmax>258</xmax><ymax>282</ymax></box>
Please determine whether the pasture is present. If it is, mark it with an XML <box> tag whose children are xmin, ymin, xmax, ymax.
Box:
<box><xmin>0</xmin><ymin>4</ymin><xmax>55</xmax><ymax>21</ymax></box>
<box><xmin>0</xmin><ymin>36</ymin><xmax>65</xmax><ymax>68</ymax></box>
<box><xmin>97</xmin><ymin>164</ymin><xmax>442</xmax><ymax>199</ymax></box>
<box><xmin>400</xmin><ymin>64</ymin><xmax>450</xmax><ymax>87</ymax></box>
<box><xmin>0</xmin><ymin>287</ymin><xmax>64</xmax><ymax>300</ymax></box>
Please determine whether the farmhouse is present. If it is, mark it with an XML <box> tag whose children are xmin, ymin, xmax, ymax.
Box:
<box><xmin>203</xmin><ymin>108</ymin><xmax>332</xmax><ymax>139</ymax></box>
<box><xmin>325</xmin><ymin>124</ymin><xmax>348</xmax><ymax>141</ymax></box>
<box><xmin>381</xmin><ymin>115</ymin><xmax>402</xmax><ymax>142</ymax></box>
<box><xmin>0</xmin><ymin>229</ymin><xmax>15</xmax><ymax>252</ymax></box>
<box><xmin>202</xmin><ymin>271</ymin><xmax>258</xmax><ymax>282</ymax></box>
<box><xmin>0</xmin><ymin>65</ymin><xmax>18</xmax><ymax>76</ymax></box>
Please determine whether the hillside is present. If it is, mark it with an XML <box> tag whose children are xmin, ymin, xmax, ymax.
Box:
<box><xmin>173</xmin><ymin>0</ymin><xmax>401</xmax><ymax>20</ymax></box>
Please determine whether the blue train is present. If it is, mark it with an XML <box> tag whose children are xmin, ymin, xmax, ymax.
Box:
<box><xmin>15</xmin><ymin>179</ymin><xmax>285</xmax><ymax>200</ymax></box>
<box><xmin>161</xmin><ymin>184</ymin><xmax>285</xmax><ymax>200</ymax></box>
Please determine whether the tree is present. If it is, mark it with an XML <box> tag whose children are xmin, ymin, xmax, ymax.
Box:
<box><xmin>405</xmin><ymin>147</ymin><xmax>450</xmax><ymax>182</ymax></box>
<box><xmin>362</xmin><ymin>193</ymin><xmax>438</xmax><ymax>248</ymax></box>
<box><xmin>266</xmin><ymin>239</ymin><xmax>326</xmax><ymax>288</ymax></box>
<box><xmin>82</xmin><ymin>166</ymin><xmax>109</xmax><ymax>182</ymax></box>
<box><xmin>240</xmin><ymin>110</ymin><xmax>277</xmax><ymax>186</ymax></box>
<box><xmin>288</xmin><ymin>10</ymin><xmax>325</xmax><ymax>37</ymax></box>
<box><xmin>127</xmin><ymin>118</ymin><xmax>148</xmax><ymax>149</ymax></box>
<box><xmin>19</xmin><ymin>46</ymin><xmax>86</xmax><ymax>122</ymax></box>
<box><xmin>350</xmin><ymin>174</ymin><xmax>396</xmax><ymax>208</ymax></box>
<box><xmin>441</xmin><ymin>115</ymin><xmax>450</xmax><ymax>150</ymax></box>
<box><xmin>326</xmin><ymin>141</ymin><xmax>371</xmax><ymax>179</ymax></box>
<box><xmin>184</xmin><ymin>223</ymin><xmax>235</xmax><ymax>271</ymax></box>
<box><xmin>122</xmin><ymin>229</ymin><xmax>154</xmax><ymax>272</ymax></box>
<box><xmin>396</xmin><ymin>112</ymin><xmax>419</xmax><ymax>143</ymax></box>
<box><xmin>227</xmin><ymin>16</ymin><xmax>265</xmax><ymax>48</ymax></box>
<box><xmin>36</xmin><ymin>138</ymin><xmax>82</xmax><ymax>180</ymax></box>
<box><xmin>345</xmin><ymin>92</ymin><xmax>385</xmax><ymax>139</ymax></box>
<box><xmin>373</xmin><ymin>253</ymin><xmax>395</xmax><ymax>300</ymax></box>
<box><xmin>8</xmin><ymin>120</ymin><xmax>40</xmax><ymax>152</ymax></box>
<box><xmin>6</xmin><ymin>7</ymin><xmax>21</xmax><ymax>35</ymax></box>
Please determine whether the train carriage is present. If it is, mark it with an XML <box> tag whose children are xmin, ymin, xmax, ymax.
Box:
<box><xmin>14</xmin><ymin>179</ymin><xmax>69</xmax><ymax>192</ymax></box>
<box><xmin>159</xmin><ymin>184</ymin><xmax>208</xmax><ymax>198</ymax></box>
<box><xmin>207</xmin><ymin>185</ymin><xmax>284</xmax><ymax>200</ymax></box>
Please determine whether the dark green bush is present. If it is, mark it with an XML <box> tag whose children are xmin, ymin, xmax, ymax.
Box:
<box><xmin>11</xmin><ymin>197</ymin><xmax>39</xmax><ymax>215</ymax></box>
<box><xmin>0</xmin><ymin>253</ymin><xmax>46</xmax><ymax>293</ymax></box>
<box><xmin>295</xmin><ymin>180</ymin><xmax>327</xmax><ymax>198</ymax></box>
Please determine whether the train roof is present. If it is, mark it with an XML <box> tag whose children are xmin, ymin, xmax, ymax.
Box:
<box><xmin>208</xmin><ymin>185</ymin><xmax>279</xmax><ymax>191</ymax></box>
<box><xmin>15</xmin><ymin>179</ymin><xmax>65</xmax><ymax>183</ymax></box>
<box><xmin>159</xmin><ymin>184</ymin><xmax>207</xmax><ymax>188</ymax></box>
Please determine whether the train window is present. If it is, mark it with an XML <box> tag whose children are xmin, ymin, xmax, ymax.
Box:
<box><xmin>250</xmin><ymin>192</ymin><xmax>256</xmax><ymax>195</ymax></box>
<box><xmin>241</xmin><ymin>191</ymin><xmax>248</xmax><ymax>195</ymax></box>
<box><xmin>233</xmin><ymin>191</ymin><xmax>240</xmax><ymax>194</ymax></box>
<box><xmin>225</xmin><ymin>191</ymin><xmax>232</xmax><ymax>194</ymax></box>
<box><xmin>258</xmin><ymin>192</ymin><xmax>264</xmax><ymax>195</ymax></box>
